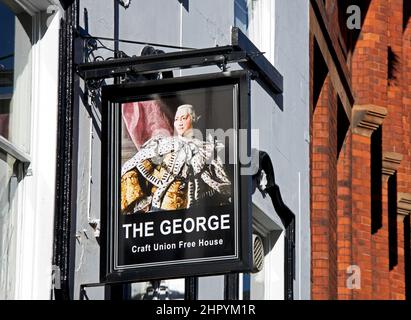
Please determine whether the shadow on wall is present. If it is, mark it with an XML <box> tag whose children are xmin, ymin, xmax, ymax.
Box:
<box><xmin>404</xmin><ymin>0</ymin><xmax>411</xmax><ymax>32</ymax></box>
<box><xmin>178</xmin><ymin>0</ymin><xmax>189</xmax><ymax>12</ymax></box>
<box><xmin>388</xmin><ymin>46</ymin><xmax>400</xmax><ymax>86</ymax></box>
<box><xmin>234</xmin><ymin>0</ymin><xmax>248</xmax><ymax>32</ymax></box>
<box><xmin>388</xmin><ymin>173</ymin><xmax>398</xmax><ymax>270</ymax></box>
<box><xmin>337</xmin><ymin>98</ymin><xmax>350</xmax><ymax>158</ymax></box>
<box><xmin>348</xmin><ymin>0</ymin><xmax>371</xmax><ymax>52</ymax></box>
<box><xmin>371</xmin><ymin>127</ymin><xmax>382</xmax><ymax>234</ymax></box>
<box><xmin>312</xmin><ymin>39</ymin><xmax>328</xmax><ymax>109</ymax></box>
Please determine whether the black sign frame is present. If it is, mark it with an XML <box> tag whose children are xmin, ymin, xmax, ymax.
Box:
<box><xmin>100</xmin><ymin>70</ymin><xmax>252</xmax><ymax>283</ymax></box>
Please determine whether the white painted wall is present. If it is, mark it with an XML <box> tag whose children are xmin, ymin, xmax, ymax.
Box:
<box><xmin>244</xmin><ymin>0</ymin><xmax>311</xmax><ymax>300</ymax></box>
<box><xmin>14</xmin><ymin>10</ymin><xmax>61</xmax><ymax>300</ymax></box>
<box><xmin>274</xmin><ymin>0</ymin><xmax>310</xmax><ymax>300</ymax></box>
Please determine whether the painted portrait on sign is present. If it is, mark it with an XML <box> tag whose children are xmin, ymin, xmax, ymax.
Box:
<box><xmin>120</xmin><ymin>88</ymin><xmax>234</xmax><ymax>215</ymax></box>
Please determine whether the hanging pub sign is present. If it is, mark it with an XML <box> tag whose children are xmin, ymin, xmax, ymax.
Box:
<box><xmin>100</xmin><ymin>70</ymin><xmax>252</xmax><ymax>283</ymax></box>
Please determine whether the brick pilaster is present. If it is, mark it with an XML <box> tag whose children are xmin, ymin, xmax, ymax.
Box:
<box><xmin>351</xmin><ymin>105</ymin><xmax>387</xmax><ymax>299</ymax></box>
<box><xmin>390</xmin><ymin>193</ymin><xmax>411</xmax><ymax>299</ymax></box>
<box><xmin>401</xmin><ymin>11</ymin><xmax>411</xmax><ymax>300</ymax></box>
<box><xmin>400</xmin><ymin>2</ymin><xmax>411</xmax><ymax>194</ymax></box>
<box><xmin>311</xmin><ymin>76</ymin><xmax>338</xmax><ymax>300</ymax></box>
<box><xmin>375</xmin><ymin>152</ymin><xmax>403</xmax><ymax>299</ymax></box>
<box><xmin>337</xmin><ymin>130</ymin><xmax>353</xmax><ymax>299</ymax></box>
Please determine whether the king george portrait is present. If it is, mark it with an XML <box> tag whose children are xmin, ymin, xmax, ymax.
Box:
<box><xmin>120</xmin><ymin>102</ymin><xmax>232</xmax><ymax>215</ymax></box>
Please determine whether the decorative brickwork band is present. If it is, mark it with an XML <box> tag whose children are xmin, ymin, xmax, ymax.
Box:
<box><xmin>382</xmin><ymin>152</ymin><xmax>403</xmax><ymax>179</ymax></box>
<box><xmin>397</xmin><ymin>193</ymin><xmax>411</xmax><ymax>222</ymax></box>
<box><xmin>352</xmin><ymin>105</ymin><xmax>387</xmax><ymax>137</ymax></box>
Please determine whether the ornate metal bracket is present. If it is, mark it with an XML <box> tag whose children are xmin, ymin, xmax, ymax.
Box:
<box><xmin>75</xmin><ymin>27</ymin><xmax>283</xmax><ymax>108</ymax></box>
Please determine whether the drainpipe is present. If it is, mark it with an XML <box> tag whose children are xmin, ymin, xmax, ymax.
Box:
<box><xmin>52</xmin><ymin>0</ymin><xmax>79</xmax><ymax>300</ymax></box>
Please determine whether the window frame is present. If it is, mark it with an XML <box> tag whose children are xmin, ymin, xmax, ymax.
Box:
<box><xmin>0</xmin><ymin>0</ymin><xmax>61</xmax><ymax>299</ymax></box>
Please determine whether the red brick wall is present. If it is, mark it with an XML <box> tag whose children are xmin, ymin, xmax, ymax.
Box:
<box><xmin>377</xmin><ymin>173</ymin><xmax>391</xmax><ymax>299</ymax></box>
<box><xmin>311</xmin><ymin>76</ymin><xmax>338</xmax><ymax>300</ymax></box>
<box><xmin>403</xmin><ymin>4</ymin><xmax>411</xmax><ymax>300</ymax></box>
<box><xmin>351</xmin><ymin>0</ymin><xmax>388</xmax><ymax>108</ymax></box>
<box><xmin>310</xmin><ymin>0</ymin><xmax>411</xmax><ymax>300</ymax></box>
<box><xmin>351</xmin><ymin>133</ymin><xmax>373</xmax><ymax>299</ymax></box>
<box><xmin>351</xmin><ymin>0</ymin><xmax>389</xmax><ymax>298</ymax></box>
<box><xmin>386</xmin><ymin>0</ymin><xmax>407</xmax><ymax>300</ymax></box>
<box><xmin>402</xmin><ymin>3</ymin><xmax>411</xmax><ymax>194</ymax></box>
<box><xmin>392</xmin><ymin>216</ymin><xmax>406</xmax><ymax>299</ymax></box>
<box><xmin>337</xmin><ymin>129</ymin><xmax>353</xmax><ymax>299</ymax></box>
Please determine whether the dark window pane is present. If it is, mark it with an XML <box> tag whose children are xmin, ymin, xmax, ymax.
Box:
<box><xmin>0</xmin><ymin>2</ymin><xmax>15</xmax><ymax>139</ymax></box>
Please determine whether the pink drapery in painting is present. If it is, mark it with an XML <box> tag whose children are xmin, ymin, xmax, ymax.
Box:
<box><xmin>121</xmin><ymin>100</ymin><xmax>173</xmax><ymax>150</ymax></box>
